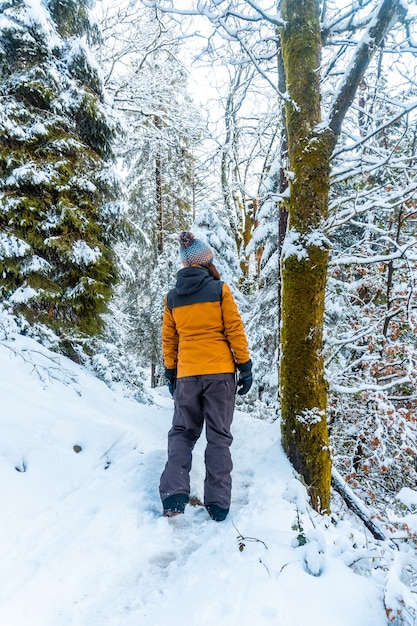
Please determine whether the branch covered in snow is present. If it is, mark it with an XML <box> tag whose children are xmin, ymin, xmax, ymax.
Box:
<box><xmin>328</xmin><ymin>0</ymin><xmax>408</xmax><ymax>137</ymax></box>
<box><xmin>331</xmin><ymin>467</ymin><xmax>386</xmax><ymax>540</ymax></box>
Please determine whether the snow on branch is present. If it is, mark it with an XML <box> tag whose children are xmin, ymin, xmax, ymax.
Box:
<box><xmin>331</xmin><ymin>466</ymin><xmax>386</xmax><ymax>541</ymax></box>
<box><xmin>140</xmin><ymin>0</ymin><xmax>286</xmax><ymax>98</ymax></box>
<box><xmin>0</xmin><ymin>234</ymin><xmax>31</xmax><ymax>260</ymax></box>
<box><xmin>328</xmin><ymin>0</ymin><xmax>408</xmax><ymax>138</ymax></box>
<box><xmin>332</xmin><ymin>99</ymin><xmax>417</xmax><ymax>159</ymax></box>
<box><xmin>326</xmin><ymin>181</ymin><xmax>417</xmax><ymax>232</ymax></box>
<box><xmin>329</xmin><ymin>237</ymin><xmax>417</xmax><ymax>266</ymax></box>
<box><xmin>139</xmin><ymin>0</ymin><xmax>201</xmax><ymax>17</ymax></box>
<box><xmin>0</xmin><ymin>339</ymin><xmax>80</xmax><ymax>389</ymax></box>
<box><xmin>331</xmin><ymin>374</ymin><xmax>411</xmax><ymax>395</ymax></box>
<box><xmin>244</xmin><ymin>0</ymin><xmax>284</xmax><ymax>27</ymax></box>
<box><xmin>321</xmin><ymin>0</ymin><xmax>376</xmax><ymax>40</ymax></box>
<box><xmin>140</xmin><ymin>0</ymin><xmax>284</xmax><ymax>26</ymax></box>
<box><xmin>232</xmin><ymin>28</ymin><xmax>284</xmax><ymax>98</ymax></box>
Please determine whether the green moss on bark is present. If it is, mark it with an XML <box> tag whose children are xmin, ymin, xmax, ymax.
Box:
<box><xmin>280</xmin><ymin>241</ymin><xmax>331</xmax><ymax>512</ymax></box>
<box><xmin>279</xmin><ymin>0</ymin><xmax>336</xmax><ymax>513</ymax></box>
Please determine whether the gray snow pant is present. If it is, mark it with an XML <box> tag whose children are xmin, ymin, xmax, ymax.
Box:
<box><xmin>159</xmin><ymin>373</ymin><xmax>236</xmax><ymax>510</ymax></box>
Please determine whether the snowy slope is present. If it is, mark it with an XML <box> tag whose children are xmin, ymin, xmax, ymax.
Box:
<box><xmin>0</xmin><ymin>334</ymin><xmax>388</xmax><ymax>625</ymax></box>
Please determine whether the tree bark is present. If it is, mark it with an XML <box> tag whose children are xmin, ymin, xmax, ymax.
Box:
<box><xmin>279</xmin><ymin>0</ymin><xmax>334</xmax><ymax>513</ymax></box>
<box><xmin>278</xmin><ymin>0</ymin><xmax>405</xmax><ymax>513</ymax></box>
<box><xmin>277</xmin><ymin>42</ymin><xmax>288</xmax><ymax>352</ymax></box>
<box><xmin>156</xmin><ymin>143</ymin><xmax>164</xmax><ymax>255</ymax></box>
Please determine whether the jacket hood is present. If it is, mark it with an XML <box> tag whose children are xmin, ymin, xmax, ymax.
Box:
<box><xmin>174</xmin><ymin>266</ymin><xmax>214</xmax><ymax>296</ymax></box>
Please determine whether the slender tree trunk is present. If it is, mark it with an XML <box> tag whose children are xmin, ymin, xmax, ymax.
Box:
<box><xmin>154</xmin><ymin>117</ymin><xmax>164</xmax><ymax>388</ymax></box>
<box><xmin>155</xmin><ymin>116</ymin><xmax>164</xmax><ymax>256</ymax></box>
<box><xmin>253</xmin><ymin>199</ymin><xmax>263</xmax><ymax>283</ymax></box>
<box><xmin>279</xmin><ymin>0</ymin><xmax>334</xmax><ymax>512</ymax></box>
<box><xmin>383</xmin><ymin>206</ymin><xmax>404</xmax><ymax>337</ymax></box>
<box><xmin>277</xmin><ymin>43</ymin><xmax>288</xmax><ymax>349</ymax></box>
<box><xmin>156</xmin><ymin>144</ymin><xmax>164</xmax><ymax>255</ymax></box>
<box><xmin>239</xmin><ymin>194</ymin><xmax>252</xmax><ymax>279</ymax></box>
<box><xmin>221</xmin><ymin>69</ymin><xmax>253</xmax><ymax>279</ymax></box>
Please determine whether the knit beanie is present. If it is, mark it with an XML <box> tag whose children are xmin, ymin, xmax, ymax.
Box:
<box><xmin>179</xmin><ymin>231</ymin><xmax>214</xmax><ymax>267</ymax></box>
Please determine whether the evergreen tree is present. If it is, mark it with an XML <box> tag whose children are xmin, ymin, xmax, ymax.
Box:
<box><xmin>192</xmin><ymin>200</ymin><xmax>241</xmax><ymax>291</ymax></box>
<box><xmin>245</xmin><ymin>154</ymin><xmax>281</xmax><ymax>409</ymax></box>
<box><xmin>122</xmin><ymin>60</ymin><xmax>199</xmax><ymax>377</ymax></box>
<box><xmin>95</xmin><ymin>4</ymin><xmax>205</xmax><ymax>375</ymax></box>
<box><xmin>126</xmin><ymin>240</ymin><xmax>179</xmax><ymax>387</ymax></box>
<box><xmin>0</xmin><ymin>0</ymin><xmax>122</xmax><ymax>355</ymax></box>
<box><xmin>123</xmin><ymin>51</ymin><xmax>201</xmax><ymax>255</ymax></box>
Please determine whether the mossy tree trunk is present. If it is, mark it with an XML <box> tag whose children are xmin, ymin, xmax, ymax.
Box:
<box><xmin>279</xmin><ymin>0</ymin><xmax>403</xmax><ymax>513</ymax></box>
<box><xmin>279</xmin><ymin>0</ymin><xmax>333</xmax><ymax>513</ymax></box>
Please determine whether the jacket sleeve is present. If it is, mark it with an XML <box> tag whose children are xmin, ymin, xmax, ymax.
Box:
<box><xmin>221</xmin><ymin>283</ymin><xmax>250</xmax><ymax>365</ymax></box>
<box><xmin>162</xmin><ymin>295</ymin><xmax>179</xmax><ymax>370</ymax></box>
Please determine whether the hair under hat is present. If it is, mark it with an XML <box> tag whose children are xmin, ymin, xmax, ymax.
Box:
<box><xmin>179</xmin><ymin>231</ymin><xmax>214</xmax><ymax>267</ymax></box>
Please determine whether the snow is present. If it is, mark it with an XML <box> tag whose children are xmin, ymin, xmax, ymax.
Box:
<box><xmin>8</xmin><ymin>285</ymin><xmax>38</xmax><ymax>304</ymax></box>
<box><xmin>397</xmin><ymin>487</ymin><xmax>417</xmax><ymax>510</ymax></box>
<box><xmin>281</xmin><ymin>229</ymin><xmax>308</xmax><ymax>261</ymax></box>
<box><xmin>72</xmin><ymin>240</ymin><xmax>102</xmax><ymax>265</ymax></box>
<box><xmin>281</xmin><ymin>229</ymin><xmax>330</xmax><ymax>262</ymax></box>
<box><xmin>296</xmin><ymin>407</ymin><xmax>325</xmax><ymax>428</ymax></box>
<box><xmin>5</xmin><ymin>162</ymin><xmax>55</xmax><ymax>187</ymax></box>
<box><xmin>6</xmin><ymin>0</ymin><xmax>61</xmax><ymax>51</ymax></box>
<box><xmin>0</xmin><ymin>330</ymin><xmax>399</xmax><ymax>625</ymax></box>
<box><xmin>22</xmin><ymin>255</ymin><xmax>52</xmax><ymax>274</ymax></box>
<box><xmin>0</xmin><ymin>233</ymin><xmax>30</xmax><ymax>259</ymax></box>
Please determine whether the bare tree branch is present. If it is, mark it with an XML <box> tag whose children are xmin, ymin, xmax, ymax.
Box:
<box><xmin>328</xmin><ymin>0</ymin><xmax>408</xmax><ymax>138</ymax></box>
<box><xmin>332</xmin><ymin>99</ymin><xmax>417</xmax><ymax>159</ymax></box>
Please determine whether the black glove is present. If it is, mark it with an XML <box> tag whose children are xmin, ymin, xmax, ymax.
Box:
<box><xmin>165</xmin><ymin>368</ymin><xmax>176</xmax><ymax>397</ymax></box>
<box><xmin>236</xmin><ymin>360</ymin><xmax>252</xmax><ymax>396</ymax></box>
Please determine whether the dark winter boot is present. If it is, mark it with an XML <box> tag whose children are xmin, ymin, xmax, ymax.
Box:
<box><xmin>162</xmin><ymin>493</ymin><xmax>189</xmax><ymax>517</ymax></box>
<box><xmin>206</xmin><ymin>504</ymin><xmax>229</xmax><ymax>522</ymax></box>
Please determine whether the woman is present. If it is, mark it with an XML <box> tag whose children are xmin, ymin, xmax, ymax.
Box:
<box><xmin>160</xmin><ymin>231</ymin><xmax>252</xmax><ymax>522</ymax></box>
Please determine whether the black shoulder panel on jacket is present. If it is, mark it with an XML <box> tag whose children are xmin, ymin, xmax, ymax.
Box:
<box><xmin>167</xmin><ymin>280</ymin><xmax>223</xmax><ymax>310</ymax></box>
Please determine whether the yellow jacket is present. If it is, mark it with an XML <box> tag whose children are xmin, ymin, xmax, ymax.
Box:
<box><xmin>162</xmin><ymin>266</ymin><xmax>250</xmax><ymax>378</ymax></box>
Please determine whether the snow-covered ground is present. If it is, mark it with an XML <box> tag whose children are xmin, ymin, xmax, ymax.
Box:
<box><xmin>0</xmin><ymin>332</ymin><xmax>400</xmax><ymax>625</ymax></box>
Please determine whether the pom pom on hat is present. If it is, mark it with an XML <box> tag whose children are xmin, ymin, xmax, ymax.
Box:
<box><xmin>179</xmin><ymin>231</ymin><xmax>214</xmax><ymax>266</ymax></box>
